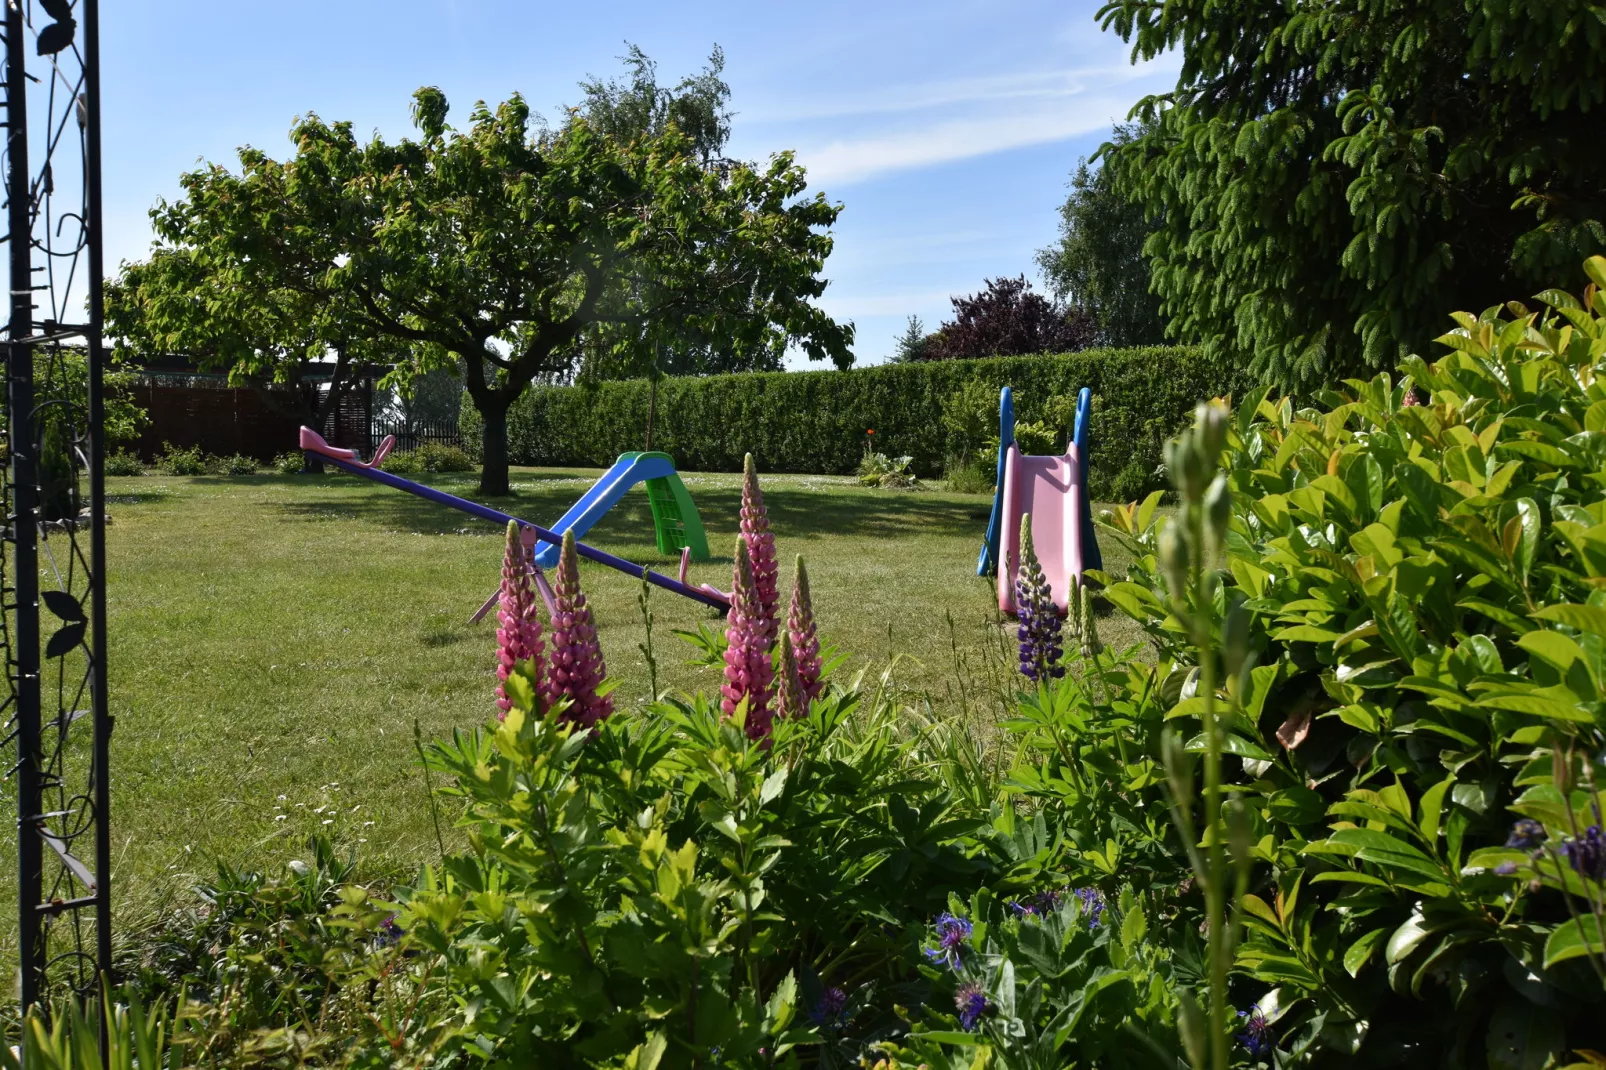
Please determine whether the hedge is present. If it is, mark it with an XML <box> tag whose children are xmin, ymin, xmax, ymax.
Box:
<box><xmin>464</xmin><ymin>346</ymin><xmax>1250</xmax><ymax>501</ymax></box>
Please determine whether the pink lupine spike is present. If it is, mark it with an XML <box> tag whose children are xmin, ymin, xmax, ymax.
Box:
<box><xmin>776</xmin><ymin>632</ymin><xmax>807</xmax><ymax>722</ymax></box>
<box><xmin>496</xmin><ymin>520</ymin><xmax>544</xmax><ymax>718</ymax></box>
<box><xmin>722</xmin><ymin>538</ymin><xmax>775</xmax><ymax>738</ymax></box>
<box><xmin>543</xmin><ymin>530</ymin><xmax>613</xmax><ymax>728</ymax></box>
<box><xmin>740</xmin><ymin>453</ymin><xmax>780</xmax><ymax>649</ymax></box>
<box><xmin>787</xmin><ymin>555</ymin><xmax>823</xmax><ymax>701</ymax></box>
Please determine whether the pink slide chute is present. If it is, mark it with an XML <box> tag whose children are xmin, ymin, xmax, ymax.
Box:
<box><xmin>996</xmin><ymin>443</ymin><xmax>1084</xmax><ymax>615</ymax></box>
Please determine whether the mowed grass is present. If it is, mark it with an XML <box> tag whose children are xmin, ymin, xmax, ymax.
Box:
<box><xmin>0</xmin><ymin>465</ymin><xmax>1140</xmax><ymax>966</ymax></box>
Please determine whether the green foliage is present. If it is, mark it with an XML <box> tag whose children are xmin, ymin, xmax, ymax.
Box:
<box><xmin>1037</xmin><ymin>123</ymin><xmax>1166</xmax><ymax>348</ymax></box>
<box><xmin>857</xmin><ymin>452</ymin><xmax>919</xmax><ymax>489</ymax></box>
<box><xmin>106</xmin><ymin>450</ymin><xmax>146</xmax><ymax>477</ymax></box>
<box><xmin>1099</xmin><ymin>0</ymin><xmax>1606</xmax><ymax>391</ymax></box>
<box><xmin>475</xmin><ymin>346</ymin><xmax>1242</xmax><ymax>502</ymax></box>
<box><xmin>272</xmin><ymin>450</ymin><xmax>306</xmax><ymax>475</ymax></box>
<box><xmin>944</xmin><ymin>455</ymin><xmax>994</xmax><ymax>495</ymax></box>
<box><xmin>1091</xmin><ymin>260</ymin><xmax>1606</xmax><ymax>1064</ymax></box>
<box><xmin>205</xmin><ymin>453</ymin><xmax>259</xmax><ymax>476</ymax></box>
<box><xmin>380</xmin><ymin>443</ymin><xmax>474</xmax><ymax>475</ymax></box>
<box><xmin>153</xmin><ymin>443</ymin><xmax>207</xmax><ymax>476</ymax></box>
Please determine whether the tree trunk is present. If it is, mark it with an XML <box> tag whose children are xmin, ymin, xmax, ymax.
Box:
<box><xmin>478</xmin><ymin>401</ymin><xmax>511</xmax><ymax>496</ymax></box>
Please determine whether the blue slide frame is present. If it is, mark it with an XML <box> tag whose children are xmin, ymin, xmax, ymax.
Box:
<box><xmin>976</xmin><ymin>385</ymin><xmax>1101</xmax><ymax>576</ymax></box>
<box><xmin>531</xmin><ymin>453</ymin><xmax>675</xmax><ymax>569</ymax></box>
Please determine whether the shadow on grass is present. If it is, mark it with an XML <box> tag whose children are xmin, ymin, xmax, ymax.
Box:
<box><xmin>272</xmin><ymin>473</ymin><xmax>988</xmax><ymax>543</ymax></box>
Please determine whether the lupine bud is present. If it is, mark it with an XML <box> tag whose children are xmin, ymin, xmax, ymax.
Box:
<box><xmin>787</xmin><ymin>556</ymin><xmax>823</xmax><ymax>701</ymax></box>
<box><xmin>1203</xmin><ymin>473</ymin><xmax>1232</xmax><ymax>559</ymax></box>
<box><xmin>1196</xmin><ymin>401</ymin><xmax>1228</xmax><ymax>461</ymax></box>
<box><xmin>741</xmin><ymin>454</ymin><xmax>780</xmax><ymax>649</ymax></box>
<box><xmin>723</xmin><ymin>539</ymin><xmax>775</xmax><ymax>738</ymax></box>
<box><xmin>544</xmin><ymin>530</ymin><xmax>612</xmax><ymax>728</ymax></box>
<box><xmin>1015</xmin><ymin>516</ymin><xmax>1065</xmax><ymax>680</ymax></box>
<box><xmin>1079</xmin><ymin>582</ymin><xmax>1103</xmax><ymax>659</ymax></box>
<box><xmin>1223</xmin><ymin>597</ymin><xmax>1250</xmax><ymax>678</ymax></box>
<box><xmin>776</xmin><ymin>632</ymin><xmax>807</xmax><ymax>721</ymax></box>
<box><xmin>495</xmin><ymin>521</ymin><xmax>544</xmax><ymax>718</ymax></box>
<box><xmin>1160</xmin><ymin>521</ymin><xmax>1191</xmax><ymax>600</ymax></box>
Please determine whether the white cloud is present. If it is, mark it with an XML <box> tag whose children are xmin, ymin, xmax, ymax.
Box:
<box><xmin>817</xmin><ymin>288</ymin><xmax>965</xmax><ymax>318</ymax></box>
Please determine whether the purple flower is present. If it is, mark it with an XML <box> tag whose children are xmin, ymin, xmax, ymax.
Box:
<box><xmin>374</xmin><ymin>913</ymin><xmax>405</xmax><ymax>949</ymax></box>
<box><xmin>1561</xmin><ymin>824</ymin><xmax>1606</xmax><ymax>881</ymax></box>
<box><xmin>1073</xmin><ymin>887</ymin><xmax>1106</xmax><ymax>927</ymax></box>
<box><xmin>1008</xmin><ymin>888</ymin><xmax>1064</xmax><ymax>918</ymax></box>
<box><xmin>495</xmin><ymin>521</ymin><xmax>544</xmax><ymax>717</ymax></box>
<box><xmin>787</xmin><ymin>556</ymin><xmax>824</xmax><ymax>703</ymax></box>
<box><xmin>1237</xmin><ymin>1008</ymin><xmax>1273</xmax><ymax>1058</ymax></box>
<box><xmin>544</xmin><ymin>530</ymin><xmax>612</xmax><ymax>728</ymax></box>
<box><xmin>1015</xmin><ymin>516</ymin><xmax>1064</xmax><ymax>681</ymax></box>
<box><xmin>1494</xmin><ymin>861</ymin><xmax>1520</xmax><ymax>876</ymax></box>
<box><xmin>925</xmin><ymin>912</ymin><xmax>972</xmax><ymax>970</ymax></box>
<box><xmin>776</xmin><ymin>632</ymin><xmax>808</xmax><ymax>722</ymax></box>
<box><xmin>722</xmin><ymin>539</ymin><xmax>776</xmax><ymax>738</ymax></box>
<box><xmin>809</xmin><ymin>986</ymin><xmax>848</xmax><ymax>1025</ymax></box>
<box><xmin>954</xmin><ymin>983</ymin><xmax>990</xmax><ymax>1031</ymax></box>
<box><xmin>740</xmin><ymin>454</ymin><xmax>780</xmax><ymax>649</ymax></box>
<box><xmin>1506</xmin><ymin>819</ymin><xmax>1546</xmax><ymax>850</ymax></box>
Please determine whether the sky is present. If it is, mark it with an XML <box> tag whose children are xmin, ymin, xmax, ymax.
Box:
<box><xmin>102</xmin><ymin>1</ymin><xmax>1178</xmax><ymax>368</ymax></box>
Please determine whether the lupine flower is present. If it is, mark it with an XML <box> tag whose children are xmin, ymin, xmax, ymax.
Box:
<box><xmin>1401</xmin><ymin>389</ymin><xmax>1421</xmax><ymax>407</ymax></box>
<box><xmin>722</xmin><ymin>539</ymin><xmax>776</xmax><ymax>738</ymax></box>
<box><xmin>1237</xmin><ymin>1008</ymin><xmax>1273</xmax><ymax>1058</ymax></box>
<box><xmin>740</xmin><ymin>453</ymin><xmax>780</xmax><ymax>649</ymax></box>
<box><xmin>954</xmin><ymin>983</ymin><xmax>990</xmax><ymax>1031</ymax></box>
<box><xmin>495</xmin><ymin>521</ymin><xmax>544</xmax><ymax>718</ymax></box>
<box><xmin>809</xmin><ymin>986</ymin><xmax>849</xmax><ymax>1025</ymax></box>
<box><xmin>1073</xmin><ymin>887</ymin><xmax>1106</xmax><ymax>927</ymax></box>
<box><xmin>1015</xmin><ymin>516</ymin><xmax>1064</xmax><ymax>680</ymax></box>
<box><xmin>1506</xmin><ymin>819</ymin><xmax>1546</xmax><ymax>850</ymax></box>
<box><xmin>776</xmin><ymin>632</ymin><xmax>807</xmax><ymax>721</ymax></box>
<box><xmin>1561</xmin><ymin>825</ymin><xmax>1606</xmax><ymax>881</ymax></box>
<box><xmin>544</xmin><ymin>530</ymin><xmax>612</xmax><ymax>728</ymax></box>
<box><xmin>787</xmin><ymin>556</ymin><xmax>824</xmax><ymax>701</ymax></box>
<box><xmin>924</xmin><ymin>912</ymin><xmax>972</xmax><ymax>970</ymax></box>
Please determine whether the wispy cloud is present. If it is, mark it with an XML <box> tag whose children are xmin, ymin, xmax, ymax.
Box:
<box><xmin>817</xmin><ymin>288</ymin><xmax>967</xmax><ymax>318</ymax></box>
<box><xmin>739</xmin><ymin>53</ymin><xmax>1178</xmax><ymax>188</ymax></box>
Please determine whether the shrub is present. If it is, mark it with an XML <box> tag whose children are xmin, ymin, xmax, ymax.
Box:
<box><xmin>205</xmin><ymin>453</ymin><xmax>258</xmax><ymax>476</ymax></box>
<box><xmin>415</xmin><ymin>441</ymin><xmax>473</xmax><ymax>472</ymax></box>
<box><xmin>105</xmin><ymin>450</ymin><xmax>145</xmax><ymax>476</ymax></box>
<box><xmin>272</xmin><ymin>451</ymin><xmax>305</xmax><ymax>474</ymax></box>
<box><xmin>857</xmin><ymin>451</ymin><xmax>919</xmax><ymax>489</ymax></box>
<box><xmin>378</xmin><ymin>449</ymin><xmax>424</xmax><ymax>475</ymax></box>
<box><xmin>943</xmin><ymin>454</ymin><xmax>993</xmax><ymax>494</ymax></box>
<box><xmin>1084</xmin><ymin>259</ymin><xmax>1606</xmax><ymax>1065</ymax></box>
<box><xmin>469</xmin><ymin>345</ymin><xmax>1243</xmax><ymax>501</ymax></box>
<box><xmin>154</xmin><ymin>443</ymin><xmax>207</xmax><ymax>476</ymax></box>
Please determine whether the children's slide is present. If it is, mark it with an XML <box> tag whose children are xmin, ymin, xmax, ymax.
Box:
<box><xmin>976</xmin><ymin>386</ymin><xmax>1102</xmax><ymax>614</ymax></box>
<box><xmin>530</xmin><ymin>451</ymin><xmax>709</xmax><ymax>569</ymax></box>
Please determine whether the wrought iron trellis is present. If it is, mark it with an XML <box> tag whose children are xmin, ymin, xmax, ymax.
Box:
<box><xmin>1</xmin><ymin>0</ymin><xmax>111</xmax><ymax>1015</ymax></box>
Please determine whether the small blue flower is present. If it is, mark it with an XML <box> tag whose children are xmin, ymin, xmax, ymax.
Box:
<box><xmin>1237</xmin><ymin>1008</ymin><xmax>1273</xmax><ymax>1058</ymax></box>
<box><xmin>1073</xmin><ymin>887</ymin><xmax>1106</xmax><ymax>927</ymax></box>
<box><xmin>924</xmin><ymin>912</ymin><xmax>973</xmax><ymax>969</ymax></box>
<box><xmin>1494</xmin><ymin>860</ymin><xmax>1520</xmax><ymax>876</ymax></box>
<box><xmin>954</xmin><ymin>982</ymin><xmax>990</xmax><ymax>1031</ymax></box>
<box><xmin>1008</xmin><ymin>888</ymin><xmax>1065</xmax><ymax>919</ymax></box>
<box><xmin>374</xmin><ymin>913</ymin><xmax>405</xmax><ymax>949</ymax></box>
<box><xmin>1561</xmin><ymin>824</ymin><xmax>1606</xmax><ymax>881</ymax></box>
<box><xmin>1506</xmin><ymin>819</ymin><xmax>1546</xmax><ymax>850</ymax></box>
<box><xmin>809</xmin><ymin>986</ymin><xmax>848</xmax><ymax>1025</ymax></box>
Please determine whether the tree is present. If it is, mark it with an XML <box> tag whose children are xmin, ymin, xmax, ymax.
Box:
<box><xmin>105</xmin><ymin>149</ymin><xmax>404</xmax><ymax>471</ymax></box>
<box><xmin>922</xmin><ymin>276</ymin><xmax>1094</xmax><ymax>361</ymax></box>
<box><xmin>295</xmin><ymin>88</ymin><xmax>851</xmax><ymax>493</ymax></box>
<box><xmin>1098</xmin><ymin>0</ymin><xmax>1606</xmax><ymax>390</ymax></box>
<box><xmin>573</xmin><ymin>43</ymin><xmax>732</xmax><ymax>168</ymax></box>
<box><xmin>1035</xmin><ymin>123</ymin><xmax>1165</xmax><ymax>347</ymax></box>
<box><xmin>889</xmin><ymin>315</ymin><xmax>934</xmax><ymax>363</ymax></box>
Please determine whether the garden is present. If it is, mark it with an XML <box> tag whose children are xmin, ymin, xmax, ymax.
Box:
<box><xmin>7</xmin><ymin>0</ymin><xmax>1606</xmax><ymax>1067</ymax></box>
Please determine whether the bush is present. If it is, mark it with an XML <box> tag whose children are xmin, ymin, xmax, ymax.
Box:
<box><xmin>153</xmin><ymin>443</ymin><xmax>207</xmax><ymax>476</ymax></box>
<box><xmin>415</xmin><ymin>441</ymin><xmax>473</xmax><ymax>472</ymax></box>
<box><xmin>272</xmin><ymin>451</ymin><xmax>305</xmax><ymax>475</ymax></box>
<box><xmin>943</xmin><ymin>454</ymin><xmax>993</xmax><ymax>494</ymax></box>
<box><xmin>857</xmin><ymin>451</ymin><xmax>919</xmax><ymax>489</ymax></box>
<box><xmin>468</xmin><ymin>346</ymin><xmax>1244</xmax><ymax>501</ymax></box>
<box><xmin>205</xmin><ymin>453</ymin><xmax>258</xmax><ymax>476</ymax></box>
<box><xmin>105</xmin><ymin>450</ymin><xmax>145</xmax><ymax>476</ymax></box>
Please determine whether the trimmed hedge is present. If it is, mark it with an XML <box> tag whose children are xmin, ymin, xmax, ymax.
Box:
<box><xmin>465</xmin><ymin>346</ymin><xmax>1249</xmax><ymax>501</ymax></box>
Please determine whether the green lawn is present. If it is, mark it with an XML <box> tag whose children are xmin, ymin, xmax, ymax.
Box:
<box><xmin>1</xmin><ymin>466</ymin><xmax>1139</xmax><ymax>967</ymax></box>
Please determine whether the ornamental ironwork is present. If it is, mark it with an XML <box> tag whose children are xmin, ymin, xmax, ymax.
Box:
<box><xmin>2</xmin><ymin>0</ymin><xmax>112</xmax><ymax>1015</ymax></box>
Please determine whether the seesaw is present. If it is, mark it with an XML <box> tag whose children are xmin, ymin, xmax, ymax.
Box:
<box><xmin>298</xmin><ymin>428</ymin><xmax>730</xmax><ymax>614</ymax></box>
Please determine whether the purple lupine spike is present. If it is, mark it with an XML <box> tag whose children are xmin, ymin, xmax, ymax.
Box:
<box><xmin>543</xmin><ymin>530</ymin><xmax>612</xmax><ymax>728</ymax></box>
<box><xmin>741</xmin><ymin>453</ymin><xmax>780</xmax><ymax>649</ymax></box>
<box><xmin>776</xmin><ymin>632</ymin><xmax>807</xmax><ymax>721</ymax></box>
<box><xmin>1015</xmin><ymin>516</ymin><xmax>1065</xmax><ymax>680</ymax></box>
<box><xmin>787</xmin><ymin>556</ymin><xmax>823</xmax><ymax>701</ymax></box>
<box><xmin>495</xmin><ymin>521</ymin><xmax>544</xmax><ymax>718</ymax></box>
<box><xmin>722</xmin><ymin>538</ymin><xmax>775</xmax><ymax>738</ymax></box>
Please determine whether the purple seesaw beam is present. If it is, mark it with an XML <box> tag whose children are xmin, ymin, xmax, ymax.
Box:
<box><xmin>299</xmin><ymin>427</ymin><xmax>730</xmax><ymax>612</ymax></box>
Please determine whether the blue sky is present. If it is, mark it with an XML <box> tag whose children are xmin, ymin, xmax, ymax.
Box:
<box><xmin>103</xmin><ymin>1</ymin><xmax>1177</xmax><ymax>367</ymax></box>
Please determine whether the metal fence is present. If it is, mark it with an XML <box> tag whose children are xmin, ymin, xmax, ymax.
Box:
<box><xmin>370</xmin><ymin>417</ymin><xmax>463</xmax><ymax>453</ymax></box>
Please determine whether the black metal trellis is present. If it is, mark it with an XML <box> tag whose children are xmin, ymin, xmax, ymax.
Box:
<box><xmin>1</xmin><ymin>0</ymin><xmax>111</xmax><ymax>1016</ymax></box>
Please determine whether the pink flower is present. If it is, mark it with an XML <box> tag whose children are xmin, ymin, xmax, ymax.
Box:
<box><xmin>787</xmin><ymin>555</ymin><xmax>823</xmax><ymax>702</ymax></box>
<box><xmin>741</xmin><ymin>453</ymin><xmax>780</xmax><ymax>649</ymax></box>
<box><xmin>776</xmin><ymin>632</ymin><xmax>807</xmax><ymax>721</ymax></box>
<box><xmin>543</xmin><ymin>530</ymin><xmax>612</xmax><ymax>728</ymax></box>
<box><xmin>495</xmin><ymin>521</ymin><xmax>544</xmax><ymax>718</ymax></box>
<box><xmin>723</xmin><ymin>538</ymin><xmax>776</xmax><ymax>738</ymax></box>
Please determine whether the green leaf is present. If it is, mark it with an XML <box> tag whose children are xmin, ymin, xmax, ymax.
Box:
<box><xmin>1517</xmin><ymin>630</ymin><xmax>1585</xmax><ymax>674</ymax></box>
<box><xmin>1344</xmin><ymin>927</ymin><xmax>1388</xmax><ymax>977</ymax></box>
<box><xmin>1184</xmin><ymin>731</ymin><xmax>1272</xmax><ymax>761</ymax></box>
<box><xmin>1385</xmin><ymin>911</ymin><xmax>1430</xmax><ymax>965</ymax></box>
<box><xmin>1486</xmin><ymin>997</ymin><xmax>1566</xmax><ymax>1070</ymax></box>
<box><xmin>1320</xmin><ymin>828</ymin><xmax>1447</xmax><ymax>881</ymax></box>
<box><xmin>1532</xmin><ymin>602</ymin><xmax>1606</xmax><ymax>637</ymax></box>
<box><xmin>1542</xmin><ymin>915</ymin><xmax>1606</xmax><ymax>968</ymax></box>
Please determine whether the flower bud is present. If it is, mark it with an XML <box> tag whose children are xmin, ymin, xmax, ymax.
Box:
<box><xmin>1196</xmin><ymin>401</ymin><xmax>1228</xmax><ymax>461</ymax></box>
<box><xmin>1160</xmin><ymin>520</ymin><xmax>1190</xmax><ymax>600</ymax></box>
<box><xmin>1203</xmin><ymin>473</ymin><xmax>1232</xmax><ymax>558</ymax></box>
<box><xmin>1223</xmin><ymin>597</ymin><xmax>1249</xmax><ymax>678</ymax></box>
